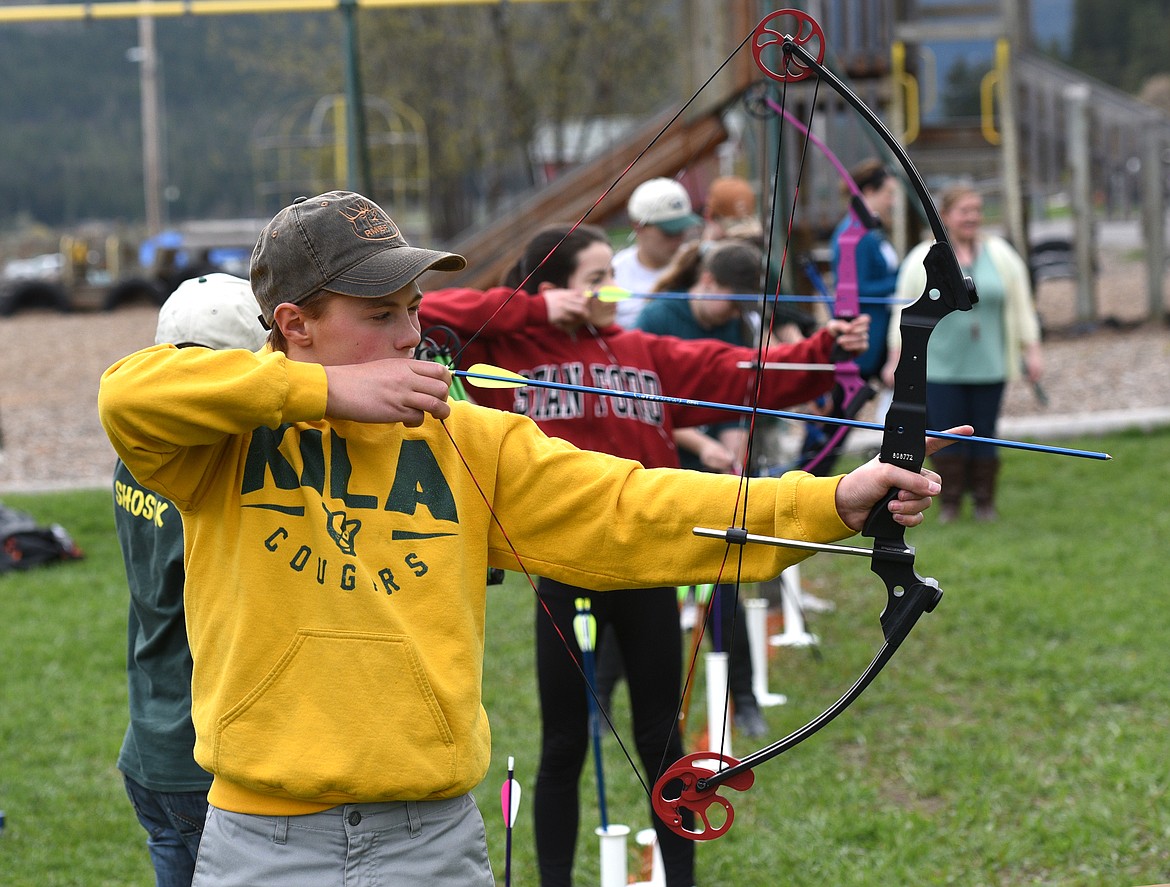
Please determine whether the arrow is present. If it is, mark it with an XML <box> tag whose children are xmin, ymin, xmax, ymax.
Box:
<box><xmin>586</xmin><ymin>285</ymin><xmax>906</xmax><ymax>305</ymax></box>
<box><xmin>499</xmin><ymin>756</ymin><xmax>521</xmax><ymax>887</ymax></box>
<box><xmin>454</xmin><ymin>364</ymin><xmax>1112</xmax><ymax>461</ymax></box>
<box><xmin>573</xmin><ymin>597</ymin><xmax>609</xmax><ymax>831</ymax></box>
<box><xmin>736</xmin><ymin>361</ymin><xmax>836</xmax><ymax>372</ymax></box>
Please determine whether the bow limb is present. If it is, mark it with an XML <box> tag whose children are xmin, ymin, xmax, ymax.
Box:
<box><xmin>756</xmin><ymin>90</ymin><xmax>864</xmax><ymax>202</ymax></box>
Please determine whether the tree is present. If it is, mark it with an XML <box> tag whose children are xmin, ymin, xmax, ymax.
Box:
<box><xmin>0</xmin><ymin>14</ymin><xmax>335</xmax><ymax>230</ymax></box>
<box><xmin>0</xmin><ymin>2</ymin><xmax>685</xmax><ymax>236</ymax></box>
<box><xmin>1069</xmin><ymin>0</ymin><xmax>1170</xmax><ymax>92</ymax></box>
<box><xmin>358</xmin><ymin>0</ymin><xmax>680</xmax><ymax>238</ymax></box>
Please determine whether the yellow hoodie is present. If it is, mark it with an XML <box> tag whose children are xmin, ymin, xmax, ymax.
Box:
<box><xmin>99</xmin><ymin>345</ymin><xmax>852</xmax><ymax>815</ymax></box>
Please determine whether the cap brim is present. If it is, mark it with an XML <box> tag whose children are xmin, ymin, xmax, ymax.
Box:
<box><xmin>654</xmin><ymin>214</ymin><xmax>702</xmax><ymax>236</ymax></box>
<box><xmin>328</xmin><ymin>245</ymin><xmax>467</xmax><ymax>297</ymax></box>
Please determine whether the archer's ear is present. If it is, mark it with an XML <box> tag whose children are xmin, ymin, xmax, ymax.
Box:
<box><xmin>273</xmin><ymin>303</ymin><xmax>312</xmax><ymax>347</ymax></box>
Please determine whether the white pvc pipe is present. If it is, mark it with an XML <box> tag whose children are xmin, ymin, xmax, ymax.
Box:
<box><xmin>596</xmin><ymin>824</ymin><xmax>630</xmax><ymax>887</ymax></box>
<box><xmin>744</xmin><ymin>598</ymin><xmax>787</xmax><ymax>706</ymax></box>
<box><xmin>704</xmin><ymin>651</ymin><xmax>732</xmax><ymax>757</ymax></box>
<box><xmin>770</xmin><ymin>564</ymin><xmax>819</xmax><ymax>648</ymax></box>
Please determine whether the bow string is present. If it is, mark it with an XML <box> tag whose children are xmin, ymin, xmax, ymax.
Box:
<box><xmin>426</xmin><ymin>7</ymin><xmax>789</xmax><ymax>814</ymax></box>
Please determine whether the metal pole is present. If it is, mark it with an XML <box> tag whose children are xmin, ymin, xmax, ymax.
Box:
<box><xmin>996</xmin><ymin>38</ymin><xmax>1027</xmax><ymax>256</ymax></box>
<box><xmin>339</xmin><ymin>0</ymin><xmax>371</xmax><ymax>195</ymax></box>
<box><xmin>1142</xmin><ymin>117</ymin><xmax>1166</xmax><ymax>321</ymax></box>
<box><xmin>889</xmin><ymin>40</ymin><xmax>910</xmax><ymax>254</ymax></box>
<box><xmin>137</xmin><ymin>14</ymin><xmax>164</xmax><ymax>235</ymax></box>
<box><xmin>1065</xmin><ymin>83</ymin><xmax>1096</xmax><ymax>325</ymax></box>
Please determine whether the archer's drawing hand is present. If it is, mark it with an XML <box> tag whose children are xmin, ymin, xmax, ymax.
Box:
<box><xmin>834</xmin><ymin>425</ymin><xmax>974</xmax><ymax>531</ymax></box>
<box><xmin>698</xmin><ymin>438</ymin><xmax>739</xmax><ymax>474</ymax></box>
<box><xmin>324</xmin><ymin>358</ymin><xmax>452</xmax><ymax>426</ymax></box>
<box><xmin>825</xmin><ymin>314</ymin><xmax>870</xmax><ymax>355</ymax></box>
<box><xmin>543</xmin><ymin>288</ymin><xmax>590</xmax><ymax>331</ymax></box>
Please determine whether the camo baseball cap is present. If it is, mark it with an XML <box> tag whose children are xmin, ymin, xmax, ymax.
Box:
<box><xmin>250</xmin><ymin>190</ymin><xmax>466</xmax><ymax>325</ymax></box>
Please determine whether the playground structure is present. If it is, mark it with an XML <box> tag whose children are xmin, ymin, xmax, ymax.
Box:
<box><xmin>0</xmin><ymin>218</ymin><xmax>267</xmax><ymax>315</ymax></box>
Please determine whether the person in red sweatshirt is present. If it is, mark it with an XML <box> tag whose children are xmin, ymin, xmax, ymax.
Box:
<box><xmin>420</xmin><ymin>223</ymin><xmax>869</xmax><ymax>887</ymax></box>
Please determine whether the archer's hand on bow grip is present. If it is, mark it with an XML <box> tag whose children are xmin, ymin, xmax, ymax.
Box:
<box><xmin>825</xmin><ymin>315</ymin><xmax>870</xmax><ymax>362</ymax></box>
<box><xmin>834</xmin><ymin>456</ymin><xmax>942</xmax><ymax>532</ymax></box>
<box><xmin>834</xmin><ymin>425</ymin><xmax>971</xmax><ymax>532</ymax></box>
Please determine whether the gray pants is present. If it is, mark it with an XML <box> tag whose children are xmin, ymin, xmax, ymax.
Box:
<box><xmin>191</xmin><ymin>795</ymin><xmax>494</xmax><ymax>886</ymax></box>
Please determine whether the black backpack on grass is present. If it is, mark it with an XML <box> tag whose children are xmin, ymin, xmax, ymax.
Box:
<box><xmin>0</xmin><ymin>502</ymin><xmax>84</xmax><ymax>574</ymax></box>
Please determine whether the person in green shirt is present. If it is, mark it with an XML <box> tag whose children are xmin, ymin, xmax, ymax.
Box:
<box><xmin>114</xmin><ymin>273</ymin><xmax>268</xmax><ymax>887</ymax></box>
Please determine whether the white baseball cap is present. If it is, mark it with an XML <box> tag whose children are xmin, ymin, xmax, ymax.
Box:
<box><xmin>627</xmin><ymin>178</ymin><xmax>702</xmax><ymax>235</ymax></box>
<box><xmin>155</xmin><ymin>273</ymin><xmax>268</xmax><ymax>351</ymax></box>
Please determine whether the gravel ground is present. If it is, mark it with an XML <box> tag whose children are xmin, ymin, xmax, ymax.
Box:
<box><xmin>1</xmin><ymin>246</ymin><xmax>1168</xmax><ymax>494</ymax></box>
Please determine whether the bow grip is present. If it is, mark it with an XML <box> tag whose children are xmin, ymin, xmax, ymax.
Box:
<box><xmin>861</xmin><ymin>487</ymin><xmax>903</xmax><ymax>542</ymax></box>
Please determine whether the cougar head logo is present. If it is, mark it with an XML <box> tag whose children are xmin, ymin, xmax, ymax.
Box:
<box><xmin>322</xmin><ymin>503</ymin><xmax>361</xmax><ymax>556</ymax></box>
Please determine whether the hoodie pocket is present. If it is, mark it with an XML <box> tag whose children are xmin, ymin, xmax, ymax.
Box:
<box><xmin>213</xmin><ymin>630</ymin><xmax>457</xmax><ymax>801</ymax></box>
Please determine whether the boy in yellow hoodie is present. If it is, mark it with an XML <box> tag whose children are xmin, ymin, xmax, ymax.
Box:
<box><xmin>99</xmin><ymin>190</ymin><xmax>949</xmax><ymax>886</ymax></box>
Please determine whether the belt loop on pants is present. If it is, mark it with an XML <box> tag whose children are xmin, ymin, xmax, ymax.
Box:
<box><xmin>406</xmin><ymin>800</ymin><xmax>422</xmax><ymax>838</ymax></box>
<box><xmin>273</xmin><ymin>815</ymin><xmax>289</xmax><ymax>845</ymax></box>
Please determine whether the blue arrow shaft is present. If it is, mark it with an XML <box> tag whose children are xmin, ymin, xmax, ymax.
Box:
<box><xmin>581</xmin><ymin>649</ymin><xmax>609</xmax><ymax>830</ymax></box>
<box><xmin>606</xmin><ymin>289</ymin><xmax>905</xmax><ymax>305</ymax></box>
<box><xmin>453</xmin><ymin>369</ymin><xmax>1111</xmax><ymax>461</ymax></box>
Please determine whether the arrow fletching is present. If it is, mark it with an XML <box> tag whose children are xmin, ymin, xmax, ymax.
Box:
<box><xmin>573</xmin><ymin>597</ymin><xmax>597</xmax><ymax>653</ymax></box>
<box><xmin>463</xmin><ymin>364</ymin><xmax>528</xmax><ymax>389</ymax></box>
<box><xmin>500</xmin><ymin>757</ymin><xmax>522</xmax><ymax>827</ymax></box>
<box><xmin>586</xmin><ymin>285</ymin><xmax>631</xmax><ymax>302</ymax></box>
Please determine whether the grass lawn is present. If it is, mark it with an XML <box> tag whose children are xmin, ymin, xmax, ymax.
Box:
<box><xmin>1</xmin><ymin>427</ymin><xmax>1167</xmax><ymax>886</ymax></box>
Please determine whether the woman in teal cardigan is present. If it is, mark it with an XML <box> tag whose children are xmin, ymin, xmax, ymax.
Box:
<box><xmin>885</xmin><ymin>183</ymin><xmax>1043</xmax><ymax>523</ymax></box>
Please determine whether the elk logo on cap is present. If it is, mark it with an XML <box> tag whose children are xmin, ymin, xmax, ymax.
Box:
<box><xmin>339</xmin><ymin>197</ymin><xmax>399</xmax><ymax>242</ymax></box>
